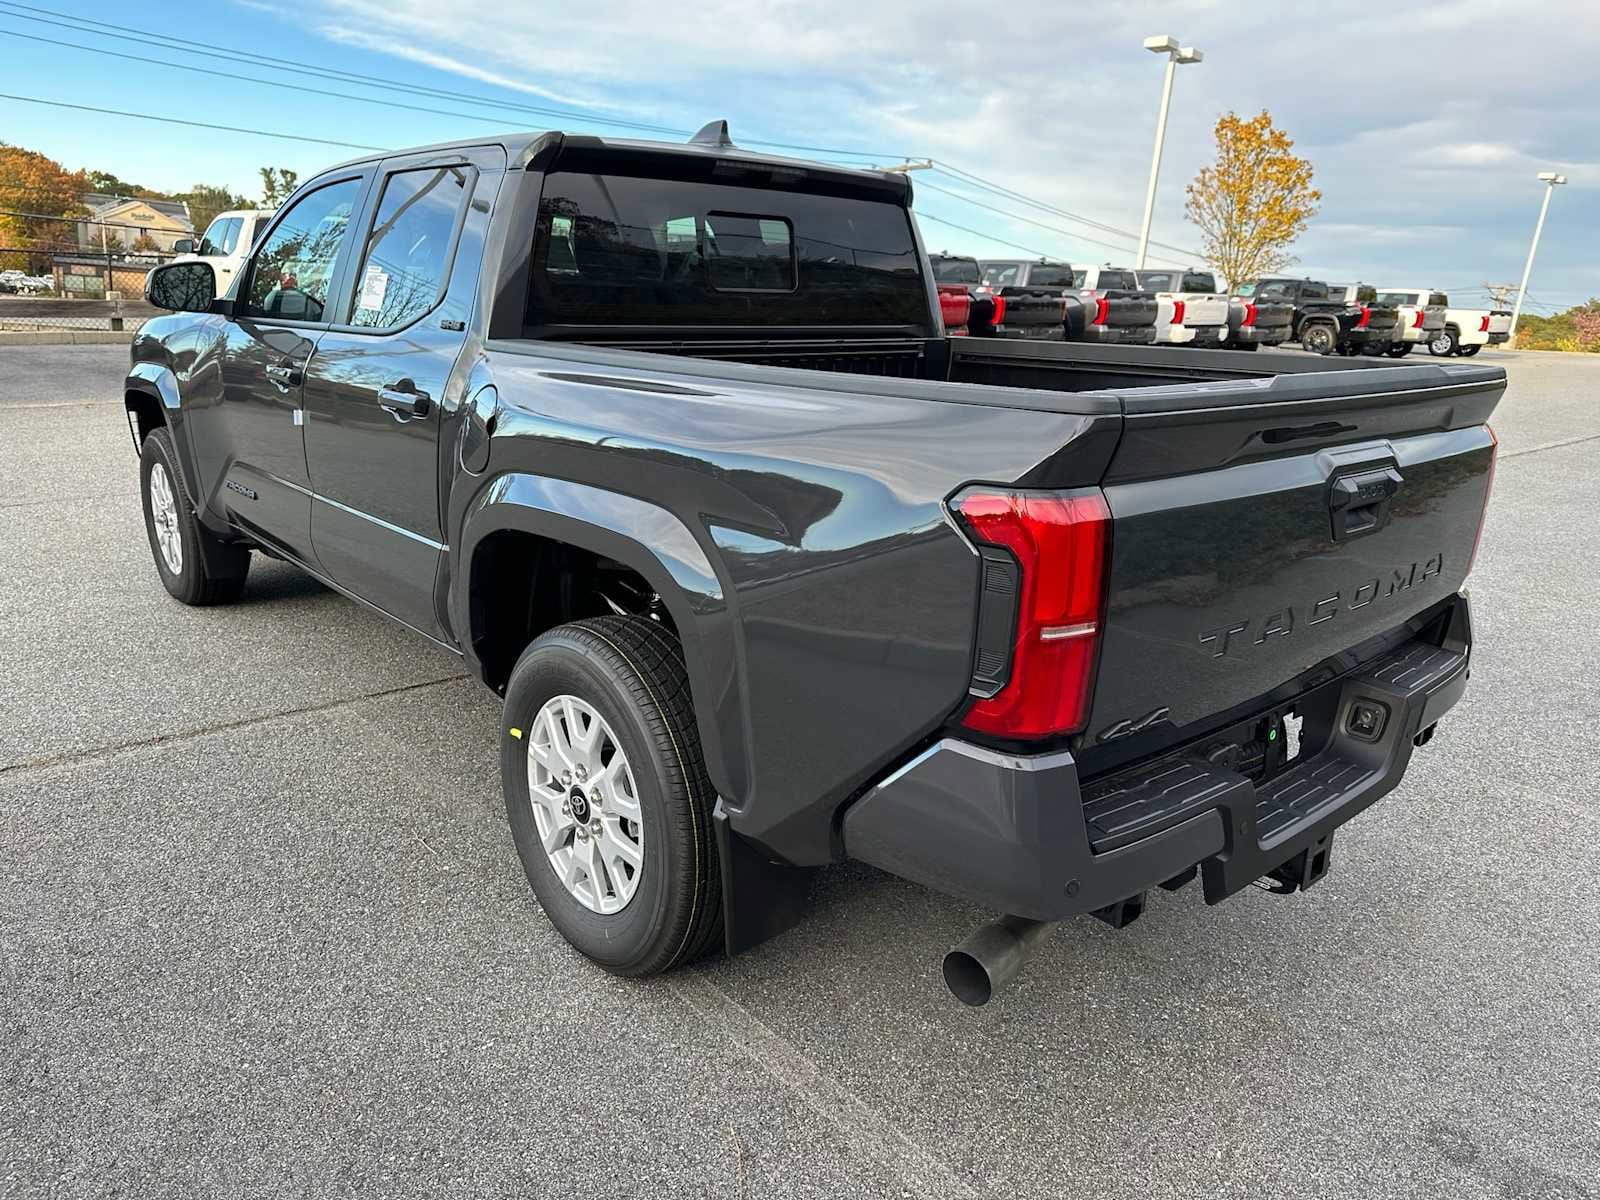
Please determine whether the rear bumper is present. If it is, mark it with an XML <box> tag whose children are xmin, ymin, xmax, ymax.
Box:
<box><xmin>843</xmin><ymin>599</ymin><xmax>1472</xmax><ymax>920</ymax></box>
<box><xmin>1487</xmin><ymin>331</ymin><xmax>1510</xmax><ymax>345</ymax></box>
<box><xmin>1231</xmin><ymin>325</ymin><xmax>1289</xmax><ymax>345</ymax></box>
<box><xmin>1346</xmin><ymin>327</ymin><xmax>1393</xmax><ymax>347</ymax></box>
<box><xmin>1080</xmin><ymin>325</ymin><xmax>1156</xmax><ymax>345</ymax></box>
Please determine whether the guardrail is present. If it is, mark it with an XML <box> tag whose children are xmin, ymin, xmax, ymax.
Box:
<box><xmin>0</xmin><ymin>295</ymin><xmax>163</xmax><ymax>332</ymax></box>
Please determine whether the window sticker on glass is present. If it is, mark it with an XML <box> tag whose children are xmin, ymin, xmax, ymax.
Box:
<box><xmin>359</xmin><ymin>264</ymin><xmax>389</xmax><ymax>313</ymax></box>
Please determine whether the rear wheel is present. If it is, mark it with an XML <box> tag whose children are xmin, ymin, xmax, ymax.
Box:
<box><xmin>1460</xmin><ymin>344</ymin><xmax>1481</xmax><ymax>357</ymax></box>
<box><xmin>1301</xmin><ymin>323</ymin><xmax>1336</xmax><ymax>355</ymax></box>
<box><xmin>139</xmin><ymin>428</ymin><xmax>250</xmax><ymax>605</ymax></box>
<box><xmin>1429</xmin><ymin>328</ymin><xmax>1460</xmax><ymax>356</ymax></box>
<box><xmin>501</xmin><ymin>616</ymin><xmax>722</xmax><ymax>976</ymax></box>
<box><xmin>1386</xmin><ymin>344</ymin><xmax>1413</xmax><ymax>358</ymax></box>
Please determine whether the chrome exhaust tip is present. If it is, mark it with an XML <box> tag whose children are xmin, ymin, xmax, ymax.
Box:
<box><xmin>942</xmin><ymin>915</ymin><xmax>1056</xmax><ymax>1006</ymax></box>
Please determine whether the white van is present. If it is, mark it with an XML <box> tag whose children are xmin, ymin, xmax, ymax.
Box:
<box><xmin>171</xmin><ymin>209</ymin><xmax>276</xmax><ymax>294</ymax></box>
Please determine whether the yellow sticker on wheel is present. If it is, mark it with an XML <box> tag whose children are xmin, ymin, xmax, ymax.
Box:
<box><xmin>508</xmin><ymin>727</ymin><xmax>523</xmax><ymax>739</ymax></box>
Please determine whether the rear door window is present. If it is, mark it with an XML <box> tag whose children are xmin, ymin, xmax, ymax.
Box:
<box><xmin>349</xmin><ymin>164</ymin><xmax>472</xmax><ymax>329</ymax></box>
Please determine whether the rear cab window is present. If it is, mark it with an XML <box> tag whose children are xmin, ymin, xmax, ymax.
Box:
<box><xmin>349</xmin><ymin>164</ymin><xmax>473</xmax><ymax>329</ymax></box>
<box><xmin>931</xmin><ymin>256</ymin><xmax>981</xmax><ymax>285</ymax></box>
<box><xmin>526</xmin><ymin>165</ymin><xmax>928</xmax><ymax>333</ymax></box>
<box><xmin>981</xmin><ymin>262</ymin><xmax>1023</xmax><ymax>289</ymax></box>
<box><xmin>1028</xmin><ymin>264</ymin><xmax>1074</xmax><ymax>287</ymax></box>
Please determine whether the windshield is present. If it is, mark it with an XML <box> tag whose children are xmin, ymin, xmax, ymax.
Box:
<box><xmin>196</xmin><ymin>216</ymin><xmax>242</xmax><ymax>258</ymax></box>
<box><xmin>933</xmin><ymin>257</ymin><xmax>980</xmax><ymax>284</ymax></box>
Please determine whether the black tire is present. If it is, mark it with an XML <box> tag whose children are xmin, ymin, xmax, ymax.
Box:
<box><xmin>1429</xmin><ymin>327</ymin><xmax>1460</xmax><ymax>357</ymax></box>
<box><xmin>1460</xmin><ymin>344</ymin><xmax>1481</xmax><ymax>357</ymax></box>
<box><xmin>501</xmin><ymin>616</ymin><xmax>722</xmax><ymax>977</ymax></box>
<box><xmin>1301</xmin><ymin>322</ymin><xmax>1336</xmax><ymax>355</ymax></box>
<box><xmin>139</xmin><ymin>427</ymin><xmax>250</xmax><ymax>605</ymax></box>
<box><xmin>1386</xmin><ymin>343</ymin><xmax>1413</xmax><ymax>358</ymax></box>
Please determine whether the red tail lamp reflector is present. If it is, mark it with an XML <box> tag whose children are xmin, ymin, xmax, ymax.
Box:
<box><xmin>1242</xmin><ymin>302</ymin><xmax>1258</xmax><ymax>327</ymax></box>
<box><xmin>990</xmin><ymin>295</ymin><xmax>1008</xmax><ymax>326</ymax></box>
<box><xmin>1413</xmin><ymin>309</ymin><xmax>1425</xmax><ymax>328</ymax></box>
<box><xmin>1170</xmin><ymin>299</ymin><xmax>1186</xmax><ymax>325</ymax></box>
<box><xmin>951</xmin><ymin>488</ymin><xmax>1111</xmax><ymax>739</ymax></box>
<box><xmin>1356</xmin><ymin>305</ymin><xmax>1372</xmax><ymax>329</ymax></box>
<box><xmin>1480</xmin><ymin>315</ymin><xmax>1491</xmax><ymax>333</ymax></box>
<box><xmin>1093</xmin><ymin>296</ymin><xmax>1109</xmax><ymax>326</ymax></box>
<box><xmin>1467</xmin><ymin>424</ymin><xmax>1497</xmax><ymax>576</ymax></box>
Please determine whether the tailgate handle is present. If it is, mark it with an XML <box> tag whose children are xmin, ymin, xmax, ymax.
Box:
<box><xmin>1328</xmin><ymin>466</ymin><xmax>1403</xmax><ymax>541</ymax></box>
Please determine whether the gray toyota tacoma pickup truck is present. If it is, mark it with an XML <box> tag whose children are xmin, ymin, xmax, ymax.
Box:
<box><xmin>129</xmin><ymin>123</ymin><xmax>1501</xmax><ymax>1004</ymax></box>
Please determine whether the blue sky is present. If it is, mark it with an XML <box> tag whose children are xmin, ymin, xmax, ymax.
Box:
<box><xmin>4</xmin><ymin>0</ymin><xmax>1596</xmax><ymax>312</ymax></box>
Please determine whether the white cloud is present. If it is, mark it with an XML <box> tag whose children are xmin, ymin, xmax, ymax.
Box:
<box><xmin>240</xmin><ymin>0</ymin><xmax>1600</xmax><ymax>304</ymax></box>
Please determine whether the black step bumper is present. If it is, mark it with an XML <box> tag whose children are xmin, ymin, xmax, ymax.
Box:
<box><xmin>842</xmin><ymin>599</ymin><xmax>1472</xmax><ymax>921</ymax></box>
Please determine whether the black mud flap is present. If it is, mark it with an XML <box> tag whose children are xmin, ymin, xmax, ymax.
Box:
<box><xmin>714</xmin><ymin>801</ymin><xmax>818</xmax><ymax>957</ymax></box>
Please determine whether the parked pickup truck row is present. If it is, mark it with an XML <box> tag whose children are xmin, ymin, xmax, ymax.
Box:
<box><xmin>134</xmin><ymin>124</ymin><xmax>1501</xmax><ymax>1004</ymax></box>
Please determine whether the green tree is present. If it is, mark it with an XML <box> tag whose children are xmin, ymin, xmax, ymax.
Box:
<box><xmin>176</xmin><ymin>183</ymin><xmax>250</xmax><ymax>233</ymax></box>
<box><xmin>258</xmin><ymin>167</ymin><xmax>299</xmax><ymax>208</ymax></box>
<box><xmin>86</xmin><ymin>168</ymin><xmax>160</xmax><ymax>199</ymax></box>
<box><xmin>1185</xmin><ymin>111</ymin><xmax>1321</xmax><ymax>288</ymax></box>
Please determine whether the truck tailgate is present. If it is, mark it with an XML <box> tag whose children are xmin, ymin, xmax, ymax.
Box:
<box><xmin>1084</xmin><ymin>363</ymin><xmax>1502</xmax><ymax>749</ymax></box>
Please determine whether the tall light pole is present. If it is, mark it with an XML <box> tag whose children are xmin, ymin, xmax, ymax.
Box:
<box><xmin>1509</xmin><ymin>171</ymin><xmax>1566</xmax><ymax>340</ymax></box>
<box><xmin>1135</xmin><ymin>35</ymin><xmax>1203</xmax><ymax>270</ymax></box>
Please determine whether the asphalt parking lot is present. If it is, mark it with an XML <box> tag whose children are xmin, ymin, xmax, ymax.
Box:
<box><xmin>3</xmin><ymin>343</ymin><xmax>1597</xmax><ymax>1199</ymax></box>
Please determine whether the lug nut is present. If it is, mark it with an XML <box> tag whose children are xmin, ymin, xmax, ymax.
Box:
<box><xmin>575</xmin><ymin>764</ymin><xmax>587</xmax><ymax>781</ymax></box>
<box><xmin>562</xmin><ymin>769</ymin><xmax>573</xmax><ymax>784</ymax></box>
<box><xmin>577</xmin><ymin>827</ymin><xmax>589</xmax><ymax>841</ymax></box>
<box><xmin>591</xmin><ymin>791</ymin><xmax>603</xmax><ymax>808</ymax></box>
<box><xmin>590</xmin><ymin>819</ymin><xmax>602</xmax><ymax>836</ymax></box>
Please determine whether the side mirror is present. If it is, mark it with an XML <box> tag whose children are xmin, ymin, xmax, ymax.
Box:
<box><xmin>172</xmin><ymin>237</ymin><xmax>196</xmax><ymax>254</ymax></box>
<box><xmin>145</xmin><ymin>261</ymin><xmax>217</xmax><ymax>313</ymax></box>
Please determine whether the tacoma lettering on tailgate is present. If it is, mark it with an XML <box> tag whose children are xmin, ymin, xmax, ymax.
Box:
<box><xmin>1199</xmin><ymin>553</ymin><xmax>1444</xmax><ymax>659</ymax></box>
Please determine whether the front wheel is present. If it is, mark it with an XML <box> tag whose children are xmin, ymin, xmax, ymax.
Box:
<box><xmin>1301</xmin><ymin>323</ymin><xmax>1336</xmax><ymax>355</ymax></box>
<box><xmin>501</xmin><ymin>616</ymin><xmax>723</xmax><ymax>977</ymax></box>
<box><xmin>1460</xmin><ymin>344</ymin><xmax>1481</xmax><ymax>357</ymax></box>
<box><xmin>139</xmin><ymin>428</ymin><xmax>250</xmax><ymax>605</ymax></box>
<box><xmin>1386</xmin><ymin>344</ymin><xmax>1413</xmax><ymax>358</ymax></box>
<box><xmin>1429</xmin><ymin>328</ymin><xmax>1460</xmax><ymax>356</ymax></box>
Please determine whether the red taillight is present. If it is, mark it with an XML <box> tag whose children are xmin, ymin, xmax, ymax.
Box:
<box><xmin>1356</xmin><ymin>305</ymin><xmax>1371</xmax><ymax>329</ymax></box>
<box><xmin>1241</xmin><ymin>302</ymin><xmax>1258</xmax><ymax>327</ymax></box>
<box><xmin>1170</xmin><ymin>299</ymin><xmax>1186</xmax><ymax>325</ymax></box>
<box><xmin>938</xmin><ymin>289</ymin><xmax>970</xmax><ymax>332</ymax></box>
<box><xmin>1412</xmin><ymin>309</ymin><xmax>1425</xmax><ymax>329</ymax></box>
<box><xmin>989</xmin><ymin>295</ymin><xmax>1007</xmax><ymax>327</ymax></box>
<box><xmin>951</xmin><ymin>488</ymin><xmax>1111</xmax><ymax>739</ymax></box>
<box><xmin>1467</xmin><ymin>425</ymin><xmax>1497</xmax><ymax>576</ymax></box>
<box><xmin>1093</xmin><ymin>296</ymin><xmax>1109</xmax><ymax>326</ymax></box>
<box><xmin>1480</xmin><ymin>315</ymin><xmax>1491</xmax><ymax>333</ymax></box>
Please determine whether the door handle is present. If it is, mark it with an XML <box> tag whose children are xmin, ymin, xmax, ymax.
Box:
<box><xmin>265</xmin><ymin>362</ymin><xmax>302</xmax><ymax>389</ymax></box>
<box><xmin>378</xmin><ymin>382</ymin><xmax>432</xmax><ymax>419</ymax></box>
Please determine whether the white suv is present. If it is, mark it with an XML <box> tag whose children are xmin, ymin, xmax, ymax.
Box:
<box><xmin>171</xmin><ymin>209</ymin><xmax>275</xmax><ymax>294</ymax></box>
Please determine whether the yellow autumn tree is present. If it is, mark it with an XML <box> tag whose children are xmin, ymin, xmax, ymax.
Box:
<box><xmin>1185</xmin><ymin>111</ymin><xmax>1319</xmax><ymax>289</ymax></box>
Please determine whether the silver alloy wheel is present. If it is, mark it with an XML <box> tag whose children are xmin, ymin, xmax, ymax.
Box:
<box><xmin>527</xmin><ymin>694</ymin><xmax>645</xmax><ymax>914</ymax></box>
<box><xmin>148</xmin><ymin>462</ymin><xmax>183</xmax><ymax>575</ymax></box>
<box><xmin>1429</xmin><ymin>331</ymin><xmax>1453</xmax><ymax>355</ymax></box>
